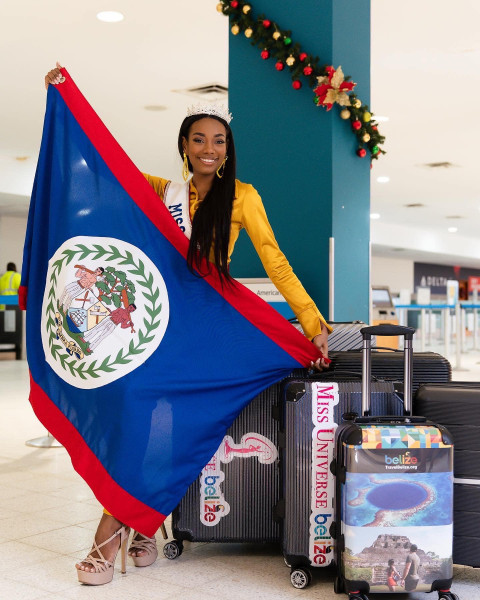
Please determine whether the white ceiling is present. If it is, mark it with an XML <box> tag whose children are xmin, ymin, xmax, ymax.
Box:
<box><xmin>1</xmin><ymin>0</ymin><xmax>480</xmax><ymax>267</ymax></box>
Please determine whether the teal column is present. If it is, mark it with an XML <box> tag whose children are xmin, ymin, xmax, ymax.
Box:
<box><xmin>228</xmin><ymin>0</ymin><xmax>371</xmax><ymax>322</ymax></box>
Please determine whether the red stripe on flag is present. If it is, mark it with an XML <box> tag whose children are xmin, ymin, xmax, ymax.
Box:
<box><xmin>18</xmin><ymin>285</ymin><xmax>28</xmax><ymax>310</ymax></box>
<box><xmin>53</xmin><ymin>70</ymin><xmax>323</xmax><ymax>367</ymax></box>
<box><xmin>29</xmin><ymin>372</ymin><xmax>165</xmax><ymax>536</ymax></box>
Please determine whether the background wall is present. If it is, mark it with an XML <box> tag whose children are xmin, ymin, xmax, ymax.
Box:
<box><xmin>0</xmin><ymin>215</ymin><xmax>27</xmax><ymax>273</ymax></box>
<box><xmin>371</xmin><ymin>255</ymin><xmax>414</xmax><ymax>295</ymax></box>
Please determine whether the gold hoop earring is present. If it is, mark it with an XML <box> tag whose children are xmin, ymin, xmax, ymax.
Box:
<box><xmin>216</xmin><ymin>155</ymin><xmax>228</xmax><ymax>179</ymax></box>
<box><xmin>182</xmin><ymin>152</ymin><xmax>190</xmax><ymax>182</ymax></box>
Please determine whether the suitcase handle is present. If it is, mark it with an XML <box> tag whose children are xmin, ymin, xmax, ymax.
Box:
<box><xmin>360</xmin><ymin>325</ymin><xmax>415</xmax><ymax>417</ymax></box>
<box><xmin>360</xmin><ymin>324</ymin><xmax>415</xmax><ymax>339</ymax></box>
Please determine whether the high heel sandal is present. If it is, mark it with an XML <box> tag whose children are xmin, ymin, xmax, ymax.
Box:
<box><xmin>128</xmin><ymin>531</ymin><xmax>158</xmax><ymax>567</ymax></box>
<box><xmin>77</xmin><ymin>525</ymin><xmax>130</xmax><ymax>585</ymax></box>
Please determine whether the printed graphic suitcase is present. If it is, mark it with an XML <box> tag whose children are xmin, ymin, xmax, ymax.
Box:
<box><xmin>163</xmin><ymin>370</ymin><xmax>306</xmax><ymax>558</ymax></box>
<box><xmin>329</xmin><ymin>349</ymin><xmax>452</xmax><ymax>393</ymax></box>
<box><xmin>332</xmin><ymin>325</ymin><xmax>458</xmax><ymax>600</ymax></box>
<box><xmin>280</xmin><ymin>375</ymin><xmax>403</xmax><ymax>589</ymax></box>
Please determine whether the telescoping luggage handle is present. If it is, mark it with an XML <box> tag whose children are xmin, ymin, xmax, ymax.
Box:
<box><xmin>360</xmin><ymin>324</ymin><xmax>415</xmax><ymax>416</ymax></box>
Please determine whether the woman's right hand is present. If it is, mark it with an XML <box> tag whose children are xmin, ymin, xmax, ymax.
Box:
<box><xmin>44</xmin><ymin>61</ymin><xmax>64</xmax><ymax>90</ymax></box>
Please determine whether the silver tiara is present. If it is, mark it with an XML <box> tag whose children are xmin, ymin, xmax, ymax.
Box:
<box><xmin>186</xmin><ymin>103</ymin><xmax>233</xmax><ymax>124</ymax></box>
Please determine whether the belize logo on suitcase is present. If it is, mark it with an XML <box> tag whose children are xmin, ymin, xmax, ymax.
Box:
<box><xmin>342</xmin><ymin>424</ymin><xmax>453</xmax><ymax>594</ymax></box>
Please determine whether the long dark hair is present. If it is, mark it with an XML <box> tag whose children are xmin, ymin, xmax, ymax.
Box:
<box><xmin>177</xmin><ymin>114</ymin><xmax>236</xmax><ymax>283</ymax></box>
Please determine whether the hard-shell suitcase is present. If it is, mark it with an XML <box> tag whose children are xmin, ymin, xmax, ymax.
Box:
<box><xmin>164</xmin><ymin>371</ymin><xmax>306</xmax><ymax>558</ymax></box>
<box><xmin>329</xmin><ymin>349</ymin><xmax>452</xmax><ymax>393</ymax></box>
<box><xmin>280</xmin><ymin>374</ymin><xmax>403</xmax><ymax>589</ymax></box>
<box><xmin>327</xmin><ymin>321</ymin><xmax>376</xmax><ymax>351</ymax></box>
<box><xmin>332</xmin><ymin>325</ymin><xmax>458</xmax><ymax>600</ymax></box>
<box><xmin>452</xmin><ymin>480</ymin><xmax>480</xmax><ymax>568</ymax></box>
<box><xmin>414</xmin><ymin>382</ymin><xmax>480</xmax><ymax>567</ymax></box>
<box><xmin>414</xmin><ymin>383</ymin><xmax>480</xmax><ymax>480</ymax></box>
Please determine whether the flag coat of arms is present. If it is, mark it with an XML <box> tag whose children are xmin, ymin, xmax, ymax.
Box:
<box><xmin>20</xmin><ymin>70</ymin><xmax>321</xmax><ymax>536</ymax></box>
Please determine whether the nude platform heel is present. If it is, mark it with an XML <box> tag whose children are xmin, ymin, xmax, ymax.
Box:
<box><xmin>77</xmin><ymin>525</ymin><xmax>130</xmax><ymax>585</ymax></box>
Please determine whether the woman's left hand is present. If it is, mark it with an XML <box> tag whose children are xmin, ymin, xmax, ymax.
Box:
<box><xmin>311</xmin><ymin>327</ymin><xmax>329</xmax><ymax>371</ymax></box>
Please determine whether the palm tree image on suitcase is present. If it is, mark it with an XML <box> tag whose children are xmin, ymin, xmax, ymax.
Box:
<box><xmin>340</xmin><ymin>424</ymin><xmax>453</xmax><ymax>592</ymax></box>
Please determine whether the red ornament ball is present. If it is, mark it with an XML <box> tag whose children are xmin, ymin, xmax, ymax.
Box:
<box><xmin>230</xmin><ymin>0</ymin><xmax>239</xmax><ymax>7</ymax></box>
<box><xmin>372</xmin><ymin>125</ymin><xmax>378</xmax><ymax>131</ymax></box>
<box><xmin>352</xmin><ymin>120</ymin><xmax>362</xmax><ymax>131</ymax></box>
<box><xmin>261</xmin><ymin>49</ymin><xmax>270</xmax><ymax>60</ymax></box>
<box><xmin>292</xmin><ymin>80</ymin><xmax>302</xmax><ymax>90</ymax></box>
<box><xmin>263</xmin><ymin>19</ymin><xmax>271</xmax><ymax>28</ymax></box>
<box><xmin>275</xmin><ymin>61</ymin><xmax>284</xmax><ymax>71</ymax></box>
<box><xmin>303</xmin><ymin>66</ymin><xmax>313</xmax><ymax>76</ymax></box>
<box><xmin>357</xmin><ymin>148</ymin><xmax>367</xmax><ymax>158</ymax></box>
<box><xmin>299</xmin><ymin>52</ymin><xmax>308</xmax><ymax>62</ymax></box>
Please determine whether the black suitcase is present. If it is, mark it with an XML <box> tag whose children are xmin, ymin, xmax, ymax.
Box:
<box><xmin>414</xmin><ymin>384</ymin><xmax>480</xmax><ymax>480</ymax></box>
<box><xmin>414</xmin><ymin>382</ymin><xmax>480</xmax><ymax>568</ymax></box>
<box><xmin>163</xmin><ymin>369</ymin><xmax>307</xmax><ymax>558</ymax></box>
<box><xmin>329</xmin><ymin>348</ymin><xmax>452</xmax><ymax>393</ymax></box>
<box><xmin>280</xmin><ymin>375</ymin><xmax>403</xmax><ymax>589</ymax></box>
<box><xmin>332</xmin><ymin>325</ymin><xmax>458</xmax><ymax>600</ymax></box>
<box><xmin>452</xmin><ymin>480</ymin><xmax>480</xmax><ymax>568</ymax></box>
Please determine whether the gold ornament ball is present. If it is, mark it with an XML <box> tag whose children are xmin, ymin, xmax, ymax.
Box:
<box><xmin>273</xmin><ymin>31</ymin><xmax>281</xmax><ymax>40</ymax></box>
<box><xmin>231</xmin><ymin>24</ymin><xmax>240</xmax><ymax>35</ymax></box>
<box><xmin>244</xmin><ymin>27</ymin><xmax>253</xmax><ymax>38</ymax></box>
<box><xmin>353</xmin><ymin>99</ymin><xmax>362</xmax><ymax>109</ymax></box>
<box><xmin>286</xmin><ymin>56</ymin><xmax>295</xmax><ymax>67</ymax></box>
<box><xmin>340</xmin><ymin>109</ymin><xmax>351</xmax><ymax>120</ymax></box>
<box><xmin>362</xmin><ymin>133</ymin><xmax>371</xmax><ymax>142</ymax></box>
<box><xmin>362</xmin><ymin>111</ymin><xmax>372</xmax><ymax>123</ymax></box>
<box><xmin>243</xmin><ymin>4</ymin><xmax>251</xmax><ymax>14</ymax></box>
<box><xmin>216</xmin><ymin>3</ymin><xmax>223</xmax><ymax>12</ymax></box>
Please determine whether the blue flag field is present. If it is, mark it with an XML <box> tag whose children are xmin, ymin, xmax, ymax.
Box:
<box><xmin>20</xmin><ymin>69</ymin><xmax>321</xmax><ymax>535</ymax></box>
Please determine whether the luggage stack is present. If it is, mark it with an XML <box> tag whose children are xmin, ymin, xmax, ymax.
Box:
<box><xmin>414</xmin><ymin>383</ymin><xmax>480</xmax><ymax>568</ymax></box>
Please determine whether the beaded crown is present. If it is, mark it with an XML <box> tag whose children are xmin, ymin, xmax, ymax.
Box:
<box><xmin>186</xmin><ymin>103</ymin><xmax>233</xmax><ymax>124</ymax></box>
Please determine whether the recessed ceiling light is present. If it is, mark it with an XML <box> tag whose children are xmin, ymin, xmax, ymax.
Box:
<box><xmin>96</xmin><ymin>11</ymin><xmax>124</xmax><ymax>23</ymax></box>
<box><xmin>448</xmin><ymin>227</ymin><xmax>458</xmax><ymax>233</ymax></box>
<box><xmin>144</xmin><ymin>105</ymin><xmax>168</xmax><ymax>111</ymax></box>
<box><xmin>376</xmin><ymin>176</ymin><xmax>390</xmax><ymax>183</ymax></box>
<box><xmin>374</xmin><ymin>116</ymin><xmax>389</xmax><ymax>122</ymax></box>
<box><xmin>370</xmin><ymin>213</ymin><xmax>381</xmax><ymax>220</ymax></box>
<box><xmin>15</xmin><ymin>156</ymin><xmax>29</xmax><ymax>161</ymax></box>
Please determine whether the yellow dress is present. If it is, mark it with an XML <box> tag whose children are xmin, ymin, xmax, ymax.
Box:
<box><xmin>143</xmin><ymin>174</ymin><xmax>331</xmax><ymax>340</ymax></box>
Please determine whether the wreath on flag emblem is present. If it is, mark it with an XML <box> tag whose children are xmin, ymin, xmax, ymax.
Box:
<box><xmin>44</xmin><ymin>241</ymin><xmax>165</xmax><ymax>382</ymax></box>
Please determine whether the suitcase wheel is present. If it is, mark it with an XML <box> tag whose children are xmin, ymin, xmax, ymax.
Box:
<box><xmin>163</xmin><ymin>539</ymin><xmax>183</xmax><ymax>560</ymax></box>
<box><xmin>333</xmin><ymin>576</ymin><xmax>344</xmax><ymax>594</ymax></box>
<box><xmin>438</xmin><ymin>594</ymin><xmax>459</xmax><ymax>600</ymax></box>
<box><xmin>290</xmin><ymin>567</ymin><xmax>311</xmax><ymax>589</ymax></box>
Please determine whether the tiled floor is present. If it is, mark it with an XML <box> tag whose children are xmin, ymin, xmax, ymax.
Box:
<box><xmin>1</xmin><ymin>353</ymin><xmax>479</xmax><ymax>600</ymax></box>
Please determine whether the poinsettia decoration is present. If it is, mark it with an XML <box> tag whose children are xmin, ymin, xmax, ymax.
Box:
<box><xmin>314</xmin><ymin>66</ymin><xmax>356</xmax><ymax>111</ymax></box>
<box><xmin>216</xmin><ymin>0</ymin><xmax>385</xmax><ymax>160</ymax></box>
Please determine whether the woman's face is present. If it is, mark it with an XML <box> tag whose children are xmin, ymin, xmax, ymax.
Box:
<box><xmin>183</xmin><ymin>117</ymin><xmax>228</xmax><ymax>178</ymax></box>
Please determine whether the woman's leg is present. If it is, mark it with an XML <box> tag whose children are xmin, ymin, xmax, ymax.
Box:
<box><xmin>76</xmin><ymin>511</ymin><xmax>126</xmax><ymax>573</ymax></box>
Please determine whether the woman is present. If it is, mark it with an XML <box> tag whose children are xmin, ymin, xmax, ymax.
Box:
<box><xmin>387</xmin><ymin>558</ymin><xmax>401</xmax><ymax>591</ymax></box>
<box><xmin>45</xmin><ymin>64</ymin><xmax>331</xmax><ymax>585</ymax></box>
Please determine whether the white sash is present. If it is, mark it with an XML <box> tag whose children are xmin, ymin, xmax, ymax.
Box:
<box><xmin>163</xmin><ymin>181</ymin><xmax>192</xmax><ymax>239</ymax></box>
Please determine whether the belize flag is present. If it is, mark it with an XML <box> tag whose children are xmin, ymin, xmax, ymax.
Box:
<box><xmin>20</xmin><ymin>69</ymin><xmax>322</xmax><ymax>536</ymax></box>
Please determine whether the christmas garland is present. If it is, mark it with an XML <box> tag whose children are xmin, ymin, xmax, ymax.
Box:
<box><xmin>216</xmin><ymin>0</ymin><xmax>385</xmax><ymax>160</ymax></box>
